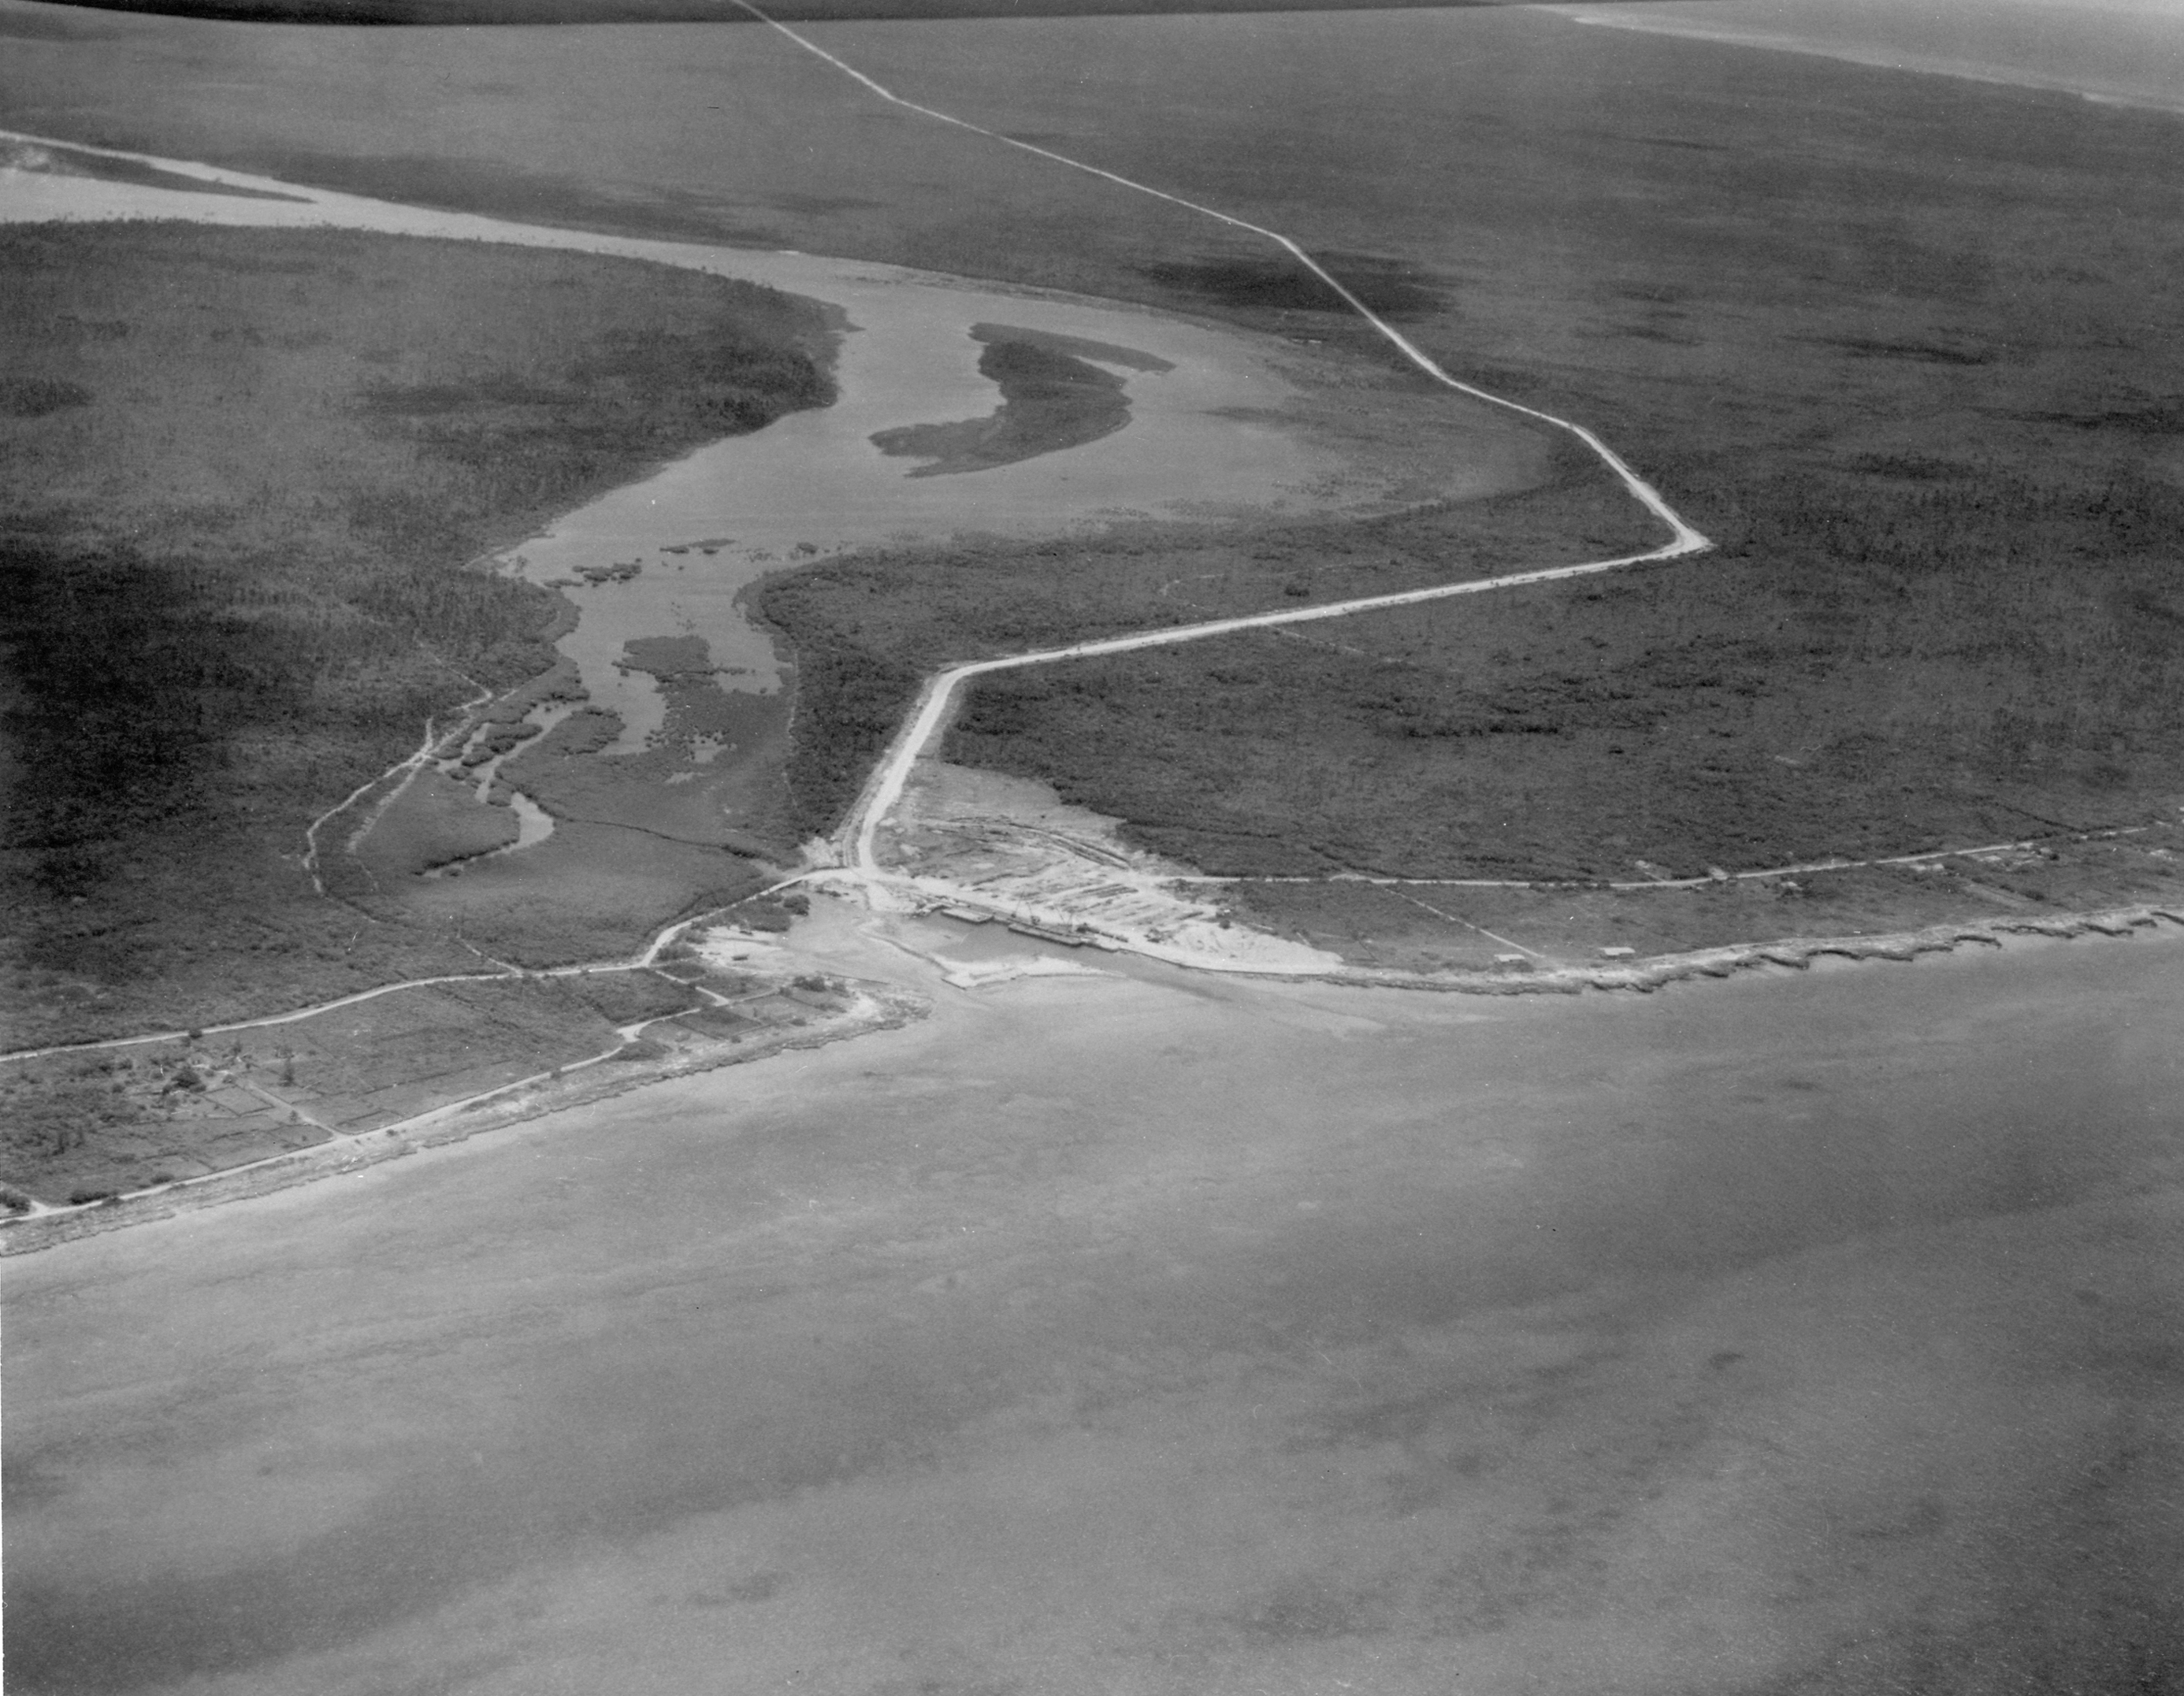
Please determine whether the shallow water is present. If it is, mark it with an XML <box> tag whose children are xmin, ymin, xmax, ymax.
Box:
<box><xmin>6</xmin><ymin>918</ymin><xmax>2179</xmax><ymax>1694</ymax></box>
<box><xmin>1555</xmin><ymin>0</ymin><xmax>2184</xmax><ymax>114</ymax></box>
<box><xmin>0</xmin><ymin>154</ymin><xmax>1400</xmax><ymax>742</ymax></box>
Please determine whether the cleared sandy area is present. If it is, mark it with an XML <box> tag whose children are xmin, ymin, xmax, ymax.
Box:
<box><xmin>872</xmin><ymin>758</ymin><xmax>1350</xmax><ymax>972</ymax></box>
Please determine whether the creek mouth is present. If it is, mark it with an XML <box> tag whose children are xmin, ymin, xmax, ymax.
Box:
<box><xmin>3</xmin><ymin>133</ymin><xmax>1519</xmax><ymax>755</ymax></box>
<box><xmin>2</xmin><ymin>139</ymin><xmax>1507</xmax><ymax>939</ymax></box>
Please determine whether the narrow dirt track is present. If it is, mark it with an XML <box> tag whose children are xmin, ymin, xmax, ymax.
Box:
<box><xmin>717</xmin><ymin>0</ymin><xmax>1714</xmax><ymax>875</ymax></box>
<box><xmin>838</xmin><ymin>541</ymin><xmax>1703</xmax><ymax>874</ymax></box>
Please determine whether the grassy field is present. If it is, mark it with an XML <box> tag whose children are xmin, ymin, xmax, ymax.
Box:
<box><xmin>1</xmin><ymin>221</ymin><xmax>834</xmax><ymax>1048</ymax></box>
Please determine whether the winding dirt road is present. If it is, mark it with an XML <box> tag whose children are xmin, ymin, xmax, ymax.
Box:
<box><xmin>838</xmin><ymin>540</ymin><xmax>1706</xmax><ymax>878</ymax></box>
<box><xmin>727</xmin><ymin>1</ymin><xmax>1714</xmax><ymax>878</ymax></box>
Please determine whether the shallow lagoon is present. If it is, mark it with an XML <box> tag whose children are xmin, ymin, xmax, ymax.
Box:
<box><xmin>7</xmin><ymin>914</ymin><xmax>2180</xmax><ymax>1694</ymax></box>
<box><xmin>0</xmin><ymin>156</ymin><xmax>1420</xmax><ymax>747</ymax></box>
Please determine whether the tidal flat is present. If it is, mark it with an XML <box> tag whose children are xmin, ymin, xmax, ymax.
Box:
<box><xmin>6</xmin><ymin>908</ymin><xmax>2180</xmax><ymax>1694</ymax></box>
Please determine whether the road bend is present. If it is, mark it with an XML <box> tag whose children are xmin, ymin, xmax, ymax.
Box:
<box><xmin>720</xmin><ymin>0</ymin><xmax>1712</xmax><ymax>874</ymax></box>
<box><xmin>840</xmin><ymin>544</ymin><xmax>1693</xmax><ymax>874</ymax></box>
<box><xmin>725</xmin><ymin>0</ymin><xmax>1708</xmax><ymax>555</ymax></box>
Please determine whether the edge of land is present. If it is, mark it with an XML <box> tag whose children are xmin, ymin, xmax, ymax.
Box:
<box><xmin>8</xmin><ymin>129</ymin><xmax>2179</xmax><ymax>1236</ymax></box>
<box><xmin>1277</xmin><ymin>902</ymin><xmax>2184</xmax><ymax>996</ymax></box>
<box><xmin>0</xmin><ymin>959</ymin><xmax>929</xmax><ymax>1255</ymax></box>
<box><xmin>8</xmin><ymin>895</ymin><xmax>2179</xmax><ymax>1254</ymax></box>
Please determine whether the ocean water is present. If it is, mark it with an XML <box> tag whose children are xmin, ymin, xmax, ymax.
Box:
<box><xmin>4</xmin><ymin>7</ymin><xmax>2180</xmax><ymax>1690</ymax></box>
<box><xmin>6</xmin><ymin>915</ymin><xmax>2181</xmax><ymax>1693</ymax></box>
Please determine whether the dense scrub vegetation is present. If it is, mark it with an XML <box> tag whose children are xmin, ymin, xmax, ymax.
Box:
<box><xmin>740</xmin><ymin>29</ymin><xmax>2184</xmax><ymax>904</ymax></box>
<box><xmin>11</xmin><ymin>13</ymin><xmax>2178</xmax><ymax>947</ymax></box>
<box><xmin>942</xmin><ymin>463</ymin><xmax>2184</xmax><ymax>880</ymax></box>
<box><xmin>765</xmin><ymin>426</ymin><xmax>2182</xmax><ymax>884</ymax></box>
<box><xmin>1</xmin><ymin>221</ymin><xmax>834</xmax><ymax>1046</ymax></box>
<box><xmin>757</xmin><ymin>463</ymin><xmax>1650</xmax><ymax>836</ymax></box>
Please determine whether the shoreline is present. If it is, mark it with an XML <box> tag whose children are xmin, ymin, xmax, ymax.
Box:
<box><xmin>9</xmin><ymin>28</ymin><xmax>2179</xmax><ymax>1693</ymax></box>
<box><xmin>6</xmin><ymin>900</ymin><xmax>2175</xmax><ymax>1255</ymax></box>
<box><xmin>1306</xmin><ymin>902</ymin><xmax>2184</xmax><ymax>996</ymax></box>
<box><xmin>0</xmin><ymin>980</ymin><xmax>928</xmax><ymax>1258</ymax></box>
<box><xmin>7</xmin><ymin>138</ymin><xmax>2178</xmax><ymax>1246</ymax></box>
<box><xmin>894</xmin><ymin>885</ymin><xmax>2184</xmax><ymax>996</ymax></box>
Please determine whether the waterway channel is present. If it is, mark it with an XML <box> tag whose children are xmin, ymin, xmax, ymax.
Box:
<box><xmin>1</xmin><ymin>144</ymin><xmax>1439</xmax><ymax>752</ymax></box>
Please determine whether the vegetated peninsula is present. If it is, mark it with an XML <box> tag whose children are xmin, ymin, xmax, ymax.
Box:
<box><xmin>1</xmin><ymin>221</ymin><xmax>836</xmax><ymax>1057</ymax></box>
<box><xmin>870</xmin><ymin>324</ymin><xmax>1168</xmax><ymax>478</ymax></box>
